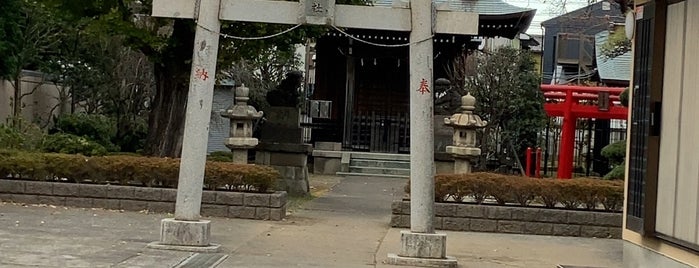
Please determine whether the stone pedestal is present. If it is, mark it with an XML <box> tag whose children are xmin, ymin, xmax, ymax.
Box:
<box><xmin>256</xmin><ymin>142</ymin><xmax>311</xmax><ymax>196</ymax></box>
<box><xmin>257</xmin><ymin>106</ymin><xmax>311</xmax><ymax>195</ymax></box>
<box><xmin>232</xmin><ymin>149</ymin><xmax>248</xmax><ymax>164</ymax></box>
<box><xmin>454</xmin><ymin>158</ymin><xmax>472</xmax><ymax>173</ymax></box>
<box><xmin>445</xmin><ymin>146</ymin><xmax>481</xmax><ymax>174</ymax></box>
<box><xmin>387</xmin><ymin>231</ymin><xmax>457</xmax><ymax>267</ymax></box>
<box><xmin>259</xmin><ymin>107</ymin><xmax>304</xmax><ymax>143</ymax></box>
<box><xmin>434</xmin><ymin>153</ymin><xmax>455</xmax><ymax>174</ymax></box>
<box><xmin>147</xmin><ymin>219</ymin><xmax>220</xmax><ymax>252</ymax></box>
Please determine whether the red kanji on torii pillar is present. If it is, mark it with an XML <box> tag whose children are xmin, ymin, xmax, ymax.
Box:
<box><xmin>541</xmin><ymin>84</ymin><xmax>628</xmax><ymax>179</ymax></box>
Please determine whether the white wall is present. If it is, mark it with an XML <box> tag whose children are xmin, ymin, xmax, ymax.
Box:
<box><xmin>0</xmin><ymin>71</ymin><xmax>68</xmax><ymax>127</ymax></box>
<box><xmin>0</xmin><ymin>80</ymin><xmax>12</xmax><ymax>123</ymax></box>
<box><xmin>655</xmin><ymin>0</ymin><xmax>699</xmax><ymax>245</ymax></box>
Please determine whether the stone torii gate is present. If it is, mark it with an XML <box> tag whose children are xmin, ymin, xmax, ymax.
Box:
<box><xmin>149</xmin><ymin>0</ymin><xmax>477</xmax><ymax>265</ymax></box>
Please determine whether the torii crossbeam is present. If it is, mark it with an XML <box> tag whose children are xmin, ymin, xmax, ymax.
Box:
<box><xmin>148</xmin><ymin>0</ymin><xmax>477</xmax><ymax>265</ymax></box>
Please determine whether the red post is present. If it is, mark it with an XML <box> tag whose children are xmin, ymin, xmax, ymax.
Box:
<box><xmin>535</xmin><ymin>147</ymin><xmax>542</xmax><ymax>178</ymax></box>
<box><xmin>557</xmin><ymin>87</ymin><xmax>576</xmax><ymax>179</ymax></box>
<box><xmin>558</xmin><ymin>117</ymin><xmax>577</xmax><ymax>179</ymax></box>
<box><xmin>525</xmin><ymin>147</ymin><xmax>532</xmax><ymax>177</ymax></box>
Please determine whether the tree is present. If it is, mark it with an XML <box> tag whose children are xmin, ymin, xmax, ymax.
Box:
<box><xmin>43</xmin><ymin>27</ymin><xmax>112</xmax><ymax>114</ymax></box>
<box><xmin>41</xmin><ymin>0</ymin><xmax>331</xmax><ymax>157</ymax></box>
<box><xmin>0</xmin><ymin>0</ymin><xmax>62</xmax><ymax>127</ymax></box>
<box><xmin>600</xmin><ymin>27</ymin><xmax>632</xmax><ymax>60</ymax></box>
<box><xmin>0</xmin><ymin>0</ymin><xmax>23</xmax><ymax>78</ymax></box>
<box><xmin>42</xmin><ymin>27</ymin><xmax>155</xmax><ymax>152</ymax></box>
<box><xmin>464</xmin><ymin>47</ymin><xmax>546</xmax><ymax>171</ymax></box>
<box><xmin>220</xmin><ymin>45</ymin><xmax>302</xmax><ymax>112</ymax></box>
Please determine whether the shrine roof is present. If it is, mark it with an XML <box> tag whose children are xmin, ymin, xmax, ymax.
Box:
<box><xmin>372</xmin><ymin>0</ymin><xmax>536</xmax><ymax>38</ymax></box>
<box><xmin>372</xmin><ymin>0</ymin><xmax>535</xmax><ymax>16</ymax></box>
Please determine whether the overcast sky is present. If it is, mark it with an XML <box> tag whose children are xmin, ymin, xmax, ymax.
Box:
<box><xmin>504</xmin><ymin>0</ymin><xmax>593</xmax><ymax>35</ymax></box>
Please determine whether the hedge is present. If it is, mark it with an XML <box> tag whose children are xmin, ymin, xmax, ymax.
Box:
<box><xmin>0</xmin><ymin>150</ymin><xmax>280</xmax><ymax>193</ymax></box>
<box><xmin>406</xmin><ymin>172</ymin><xmax>624</xmax><ymax>212</ymax></box>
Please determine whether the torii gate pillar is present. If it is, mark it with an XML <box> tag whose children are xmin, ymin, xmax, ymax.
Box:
<box><xmin>147</xmin><ymin>0</ymin><xmax>223</xmax><ymax>252</ymax></box>
<box><xmin>386</xmin><ymin>0</ymin><xmax>456</xmax><ymax>267</ymax></box>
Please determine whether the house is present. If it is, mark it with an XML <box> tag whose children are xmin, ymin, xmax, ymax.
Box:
<box><xmin>522</xmin><ymin>33</ymin><xmax>543</xmax><ymax>75</ymax></box>
<box><xmin>206</xmin><ymin>85</ymin><xmax>235</xmax><ymax>154</ymax></box>
<box><xmin>623</xmin><ymin>0</ymin><xmax>699</xmax><ymax>267</ymax></box>
<box><xmin>541</xmin><ymin>1</ymin><xmax>625</xmax><ymax>85</ymax></box>
<box><xmin>478</xmin><ymin>32</ymin><xmax>541</xmax><ymax>52</ymax></box>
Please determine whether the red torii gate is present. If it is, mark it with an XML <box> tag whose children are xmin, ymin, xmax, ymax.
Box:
<box><xmin>541</xmin><ymin>84</ymin><xmax>628</xmax><ymax>179</ymax></box>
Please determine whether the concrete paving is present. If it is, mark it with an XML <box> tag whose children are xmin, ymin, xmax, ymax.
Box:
<box><xmin>0</xmin><ymin>175</ymin><xmax>622</xmax><ymax>268</ymax></box>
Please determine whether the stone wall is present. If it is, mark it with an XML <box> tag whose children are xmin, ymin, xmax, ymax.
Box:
<box><xmin>391</xmin><ymin>200</ymin><xmax>622</xmax><ymax>238</ymax></box>
<box><xmin>0</xmin><ymin>179</ymin><xmax>287</xmax><ymax>221</ymax></box>
<box><xmin>311</xmin><ymin>143</ymin><xmax>342</xmax><ymax>175</ymax></box>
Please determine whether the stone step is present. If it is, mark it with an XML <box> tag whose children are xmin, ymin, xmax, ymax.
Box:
<box><xmin>349</xmin><ymin>166</ymin><xmax>411</xmax><ymax>176</ymax></box>
<box><xmin>336</xmin><ymin>172</ymin><xmax>410</xmax><ymax>179</ymax></box>
<box><xmin>349</xmin><ymin>152</ymin><xmax>410</xmax><ymax>161</ymax></box>
<box><xmin>350</xmin><ymin>159</ymin><xmax>411</xmax><ymax>169</ymax></box>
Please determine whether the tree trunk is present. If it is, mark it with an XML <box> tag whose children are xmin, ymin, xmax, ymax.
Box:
<box><xmin>12</xmin><ymin>75</ymin><xmax>21</xmax><ymax>127</ymax></box>
<box><xmin>143</xmin><ymin>20</ymin><xmax>195</xmax><ymax>157</ymax></box>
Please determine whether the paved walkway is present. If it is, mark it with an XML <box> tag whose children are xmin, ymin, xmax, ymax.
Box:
<box><xmin>0</xmin><ymin>175</ymin><xmax>622</xmax><ymax>268</ymax></box>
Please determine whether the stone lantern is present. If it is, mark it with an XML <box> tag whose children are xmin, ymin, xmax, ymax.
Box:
<box><xmin>444</xmin><ymin>93</ymin><xmax>487</xmax><ymax>173</ymax></box>
<box><xmin>221</xmin><ymin>84</ymin><xmax>264</xmax><ymax>164</ymax></box>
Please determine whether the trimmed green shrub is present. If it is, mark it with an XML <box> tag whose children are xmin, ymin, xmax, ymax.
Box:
<box><xmin>602</xmin><ymin>140</ymin><xmax>626</xmax><ymax>180</ymax></box>
<box><xmin>0</xmin><ymin>151</ymin><xmax>280</xmax><ymax>193</ymax></box>
<box><xmin>0</xmin><ymin>123</ymin><xmax>45</xmax><ymax>151</ymax></box>
<box><xmin>407</xmin><ymin>173</ymin><xmax>624</xmax><ymax>211</ymax></box>
<box><xmin>50</xmin><ymin>113</ymin><xmax>118</xmax><ymax>151</ymax></box>
<box><xmin>604</xmin><ymin>163</ymin><xmax>625</xmax><ymax>180</ymax></box>
<box><xmin>207</xmin><ymin>151</ymin><xmax>233</xmax><ymax>162</ymax></box>
<box><xmin>601</xmin><ymin>141</ymin><xmax>626</xmax><ymax>165</ymax></box>
<box><xmin>41</xmin><ymin>133</ymin><xmax>108</xmax><ymax>156</ymax></box>
<box><xmin>619</xmin><ymin>88</ymin><xmax>629</xmax><ymax>107</ymax></box>
<box><xmin>0</xmin><ymin>125</ymin><xmax>24</xmax><ymax>150</ymax></box>
<box><xmin>113</xmin><ymin>117</ymin><xmax>148</xmax><ymax>153</ymax></box>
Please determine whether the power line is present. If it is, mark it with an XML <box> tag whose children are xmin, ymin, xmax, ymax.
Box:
<box><xmin>196</xmin><ymin>23</ymin><xmax>303</xmax><ymax>40</ymax></box>
<box><xmin>331</xmin><ymin>25</ymin><xmax>434</xmax><ymax>48</ymax></box>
